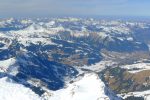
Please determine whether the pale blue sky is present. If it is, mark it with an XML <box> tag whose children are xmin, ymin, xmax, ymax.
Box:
<box><xmin>0</xmin><ymin>0</ymin><xmax>150</xmax><ymax>17</ymax></box>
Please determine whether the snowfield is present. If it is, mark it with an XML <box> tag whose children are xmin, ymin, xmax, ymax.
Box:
<box><xmin>121</xmin><ymin>90</ymin><xmax>150</xmax><ymax>100</ymax></box>
<box><xmin>0</xmin><ymin>73</ymin><xmax>113</xmax><ymax>100</ymax></box>
<box><xmin>44</xmin><ymin>73</ymin><xmax>109</xmax><ymax>100</ymax></box>
<box><xmin>0</xmin><ymin>58</ymin><xmax>16</xmax><ymax>72</ymax></box>
<box><xmin>121</xmin><ymin>62</ymin><xmax>150</xmax><ymax>73</ymax></box>
<box><xmin>0</xmin><ymin>77</ymin><xmax>40</xmax><ymax>100</ymax></box>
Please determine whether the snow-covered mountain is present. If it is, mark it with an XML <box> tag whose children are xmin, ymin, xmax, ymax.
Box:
<box><xmin>0</xmin><ymin>18</ymin><xmax>150</xmax><ymax>100</ymax></box>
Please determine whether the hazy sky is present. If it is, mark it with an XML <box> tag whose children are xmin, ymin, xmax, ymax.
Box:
<box><xmin>0</xmin><ymin>0</ymin><xmax>150</xmax><ymax>17</ymax></box>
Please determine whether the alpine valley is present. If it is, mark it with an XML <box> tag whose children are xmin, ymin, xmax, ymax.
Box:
<box><xmin>0</xmin><ymin>18</ymin><xmax>150</xmax><ymax>100</ymax></box>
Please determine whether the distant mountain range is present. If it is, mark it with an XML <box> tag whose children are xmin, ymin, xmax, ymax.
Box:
<box><xmin>0</xmin><ymin>18</ymin><xmax>150</xmax><ymax>100</ymax></box>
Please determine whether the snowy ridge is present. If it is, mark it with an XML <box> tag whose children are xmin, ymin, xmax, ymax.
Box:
<box><xmin>43</xmin><ymin>73</ymin><xmax>110</xmax><ymax>100</ymax></box>
<box><xmin>0</xmin><ymin>73</ymin><xmax>120</xmax><ymax>100</ymax></box>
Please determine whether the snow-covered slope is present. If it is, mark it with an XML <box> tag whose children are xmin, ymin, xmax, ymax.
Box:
<box><xmin>0</xmin><ymin>77</ymin><xmax>40</xmax><ymax>100</ymax></box>
<box><xmin>43</xmin><ymin>73</ymin><xmax>111</xmax><ymax>100</ymax></box>
<box><xmin>121</xmin><ymin>90</ymin><xmax>150</xmax><ymax>100</ymax></box>
<box><xmin>0</xmin><ymin>58</ymin><xmax>16</xmax><ymax>72</ymax></box>
<box><xmin>0</xmin><ymin>73</ymin><xmax>121</xmax><ymax>100</ymax></box>
<box><xmin>121</xmin><ymin>62</ymin><xmax>150</xmax><ymax>73</ymax></box>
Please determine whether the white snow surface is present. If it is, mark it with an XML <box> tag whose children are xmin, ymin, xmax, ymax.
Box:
<box><xmin>121</xmin><ymin>62</ymin><xmax>150</xmax><ymax>73</ymax></box>
<box><xmin>0</xmin><ymin>77</ymin><xmax>40</xmax><ymax>100</ymax></box>
<box><xmin>0</xmin><ymin>73</ymin><xmax>115</xmax><ymax>100</ymax></box>
<box><xmin>80</xmin><ymin>60</ymin><xmax>116</xmax><ymax>72</ymax></box>
<box><xmin>43</xmin><ymin>73</ymin><xmax>109</xmax><ymax>100</ymax></box>
<box><xmin>121</xmin><ymin>90</ymin><xmax>150</xmax><ymax>100</ymax></box>
<box><xmin>0</xmin><ymin>58</ymin><xmax>16</xmax><ymax>72</ymax></box>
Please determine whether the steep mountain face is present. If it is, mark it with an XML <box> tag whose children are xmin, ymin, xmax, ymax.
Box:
<box><xmin>0</xmin><ymin>18</ymin><xmax>150</xmax><ymax>100</ymax></box>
